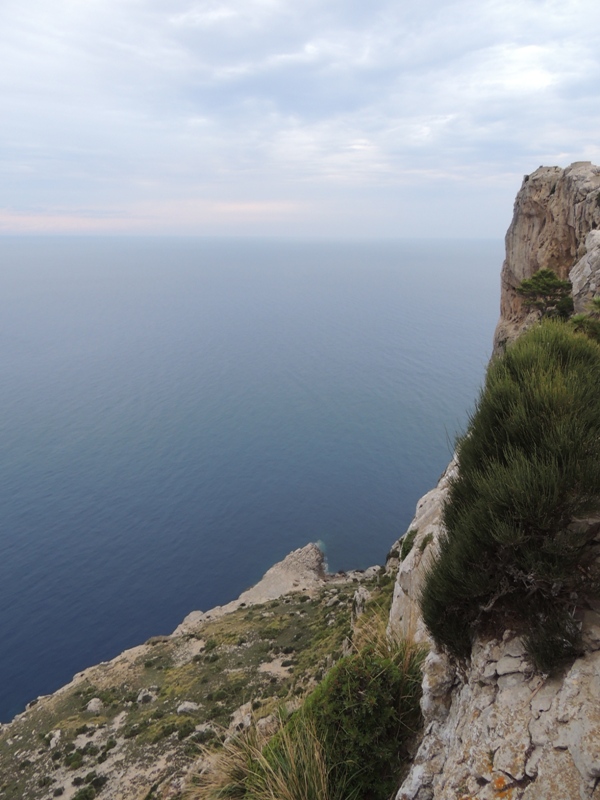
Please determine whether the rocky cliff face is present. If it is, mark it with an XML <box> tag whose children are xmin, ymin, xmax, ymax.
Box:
<box><xmin>390</xmin><ymin>482</ymin><xmax>600</xmax><ymax>800</ymax></box>
<box><xmin>392</xmin><ymin>162</ymin><xmax>600</xmax><ymax>800</ymax></box>
<box><xmin>494</xmin><ymin>161</ymin><xmax>600</xmax><ymax>351</ymax></box>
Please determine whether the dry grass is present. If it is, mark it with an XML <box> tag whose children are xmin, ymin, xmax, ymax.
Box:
<box><xmin>187</xmin><ymin>714</ymin><xmax>353</xmax><ymax>800</ymax></box>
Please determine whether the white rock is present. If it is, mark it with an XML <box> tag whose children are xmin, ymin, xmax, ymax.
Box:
<box><xmin>48</xmin><ymin>729</ymin><xmax>61</xmax><ymax>749</ymax></box>
<box><xmin>86</xmin><ymin>698</ymin><xmax>104</xmax><ymax>715</ymax></box>
<box><xmin>137</xmin><ymin>689</ymin><xmax>156</xmax><ymax>704</ymax></box>
<box><xmin>352</xmin><ymin>586</ymin><xmax>370</xmax><ymax>618</ymax></box>
<box><xmin>177</xmin><ymin>701</ymin><xmax>200</xmax><ymax>715</ymax></box>
<box><xmin>229</xmin><ymin>701</ymin><xmax>252</xmax><ymax>732</ymax></box>
<box><xmin>496</xmin><ymin>656</ymin><xmax>524</xmax><ymax>675</ymax></box>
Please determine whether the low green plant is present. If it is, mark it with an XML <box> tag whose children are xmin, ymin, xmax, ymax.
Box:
<box><xmin>421</xmin><ymin>321</ymin><xmax>600</xmax><ymax>671</ymax></box>
<box><xmin>72</xmin><ymin>787</ymin><xmax>95</xmax><ymax>800</ymax></box>
<box><xmin>189</xmin><ymin>628</ymin><xmax>423</xmax><ymax>800</ymax></box>
<box><xmin>570</xmin><ymin>296</ymin><xmax>600</xmax><ymax>343</ymax></box>
<box><xmin>297</xmin><ymin>640</ymin><xmax>424</xmax><ymax>800</ymax></box>
<box><xmin>400</xmin><ymin>529</ymin><xmax>418</xmax><ymax>560</ymax></box>
<box><xmin>177</xmin><ymin>720</ymin><xmax>196</xmax><ymax>740</ymax></box>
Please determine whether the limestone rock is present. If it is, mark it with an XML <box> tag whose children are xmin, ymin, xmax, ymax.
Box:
<box><xmin>229</xmin><ymin>701</ymin><xmax>253</xmax><ymax>733</ymax></box>
<box><xmin>137</xmin><ymin>689</ymin><xmax>156</xmax><ymax>705</ymax></box>
<box><xmin>86</xmin><ymin>698</ymin><xmax>104</xmax><ymax>715</ymax></box>
<box><xmin>177</xmin><ymin>701</ymin><xmax>200</xmax><ymax>715</ymax></box>
<box><xmin>48</xmin><ymin>729</ymin><xmax>61</xmax><ymax>749</ymax></box>
<box><xmin>352</xmin><ymin>586</ymin><xmax>371</xmax><ymax>620</ymax></box>
<box><xmin>570</xmin><ymin>229</ymin><xmax>600</xmax><ymax>311</ymax></box>
<box><xmin>396</xmin><ymin>635</ymin><xmax>600</xmax><ymax>800</ymax></box>
<box><xmin>387</xmin><ymin>458</ymin><xmax>458</xmax><ymax>645</ymax></box>
<box><xmin>493</xmin><ymin>161</ymin><xmax>600</xmax><ymax>351</ymax></box>
<box><xmin>174</xmin><ymin>543</ymin><xmax>328</xmax><ymax>634</ymax></box>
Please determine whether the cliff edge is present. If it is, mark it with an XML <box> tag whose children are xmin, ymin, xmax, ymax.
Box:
<box><xmin>392</xmin><ymin>162</ymin><xmax>600</xmax><ymax>800</ymax></box>
<box><xmin>494</xmin><ymin>161</ymin><xmax>600</xmax><ymax>351</ymax></box>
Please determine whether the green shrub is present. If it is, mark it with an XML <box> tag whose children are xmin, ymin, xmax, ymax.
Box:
<box><xmin>72</xmin><ymin>787</ymin><xmax>95</xmax><ymax>800</ymax></box>
<box><xmin>294</xmin><ymin>641</ymin><xmax>424</xmax><ymax>800</ymax></box>
<box><xmin>421</xmin><ymin>321</ymin><xmax>600</xmax><ymax>670</ymax></box>
<box><xmin>189</xmin><ymin>637</ymin><xmax>423</xmax><ymax>800</ymax></box>
<box><xmin>516</xmin><ymin>268</ymin><xmax>573</xmax><ymax>319</ymax></box>
<box><xmin>151</xmin><ymin>722</ymin><xmax>177</xmax><ymax>743</ymax></box>
<box><xmin>400</xmin><ymin>529</ymin><xmax>418</xmax><ymax>560</ymax></box>
<box><xmin>571</xmin><ymin>313</ymin><xmax>600</xmax><ymax>343</ymax></box>
<box><xmin>64</xmin><ymin>751</ymin><xmax>83</xmax><ymax>770</ymax></box>
<box><xmin>570</xmin><ymin>296</ymin><xmax>600</xmax><ymax>343</ymax></box>
<box><xmin>177</xmin><ymin>720</ymin><xmax>196</xmax><ymax>740</ymax></box>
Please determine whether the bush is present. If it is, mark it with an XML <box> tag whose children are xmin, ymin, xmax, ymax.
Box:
<box><xmin>516</xmin><ymin>268</ymin><xmax>573</xmax><ymax>319</ymax></box>
<box><xmin>72</xmin><ymin>788</ymin><xmax>96</xmax><ymax>800</ymax></box>
<box><xmin>297</xmin><ymin>642</ymin><xmax>424</xmax><ymax>800</ymax></box>
<box><xmin>189</xmin><ymin>638</ymin><xmax>423</xmax><ymax>800</ymax></box>
<box><xmin>400</xmin><ymin>529</ymin><xmax>418</xmax><ymax>560</ymax></box>
<box><xmin>420</xmin><ymin>321</ymin><xmax>600</xmax><ymax>671</ymax></box>
<box><xmin>177</xmin><ymin>720</ymin><xmax>196</xmax><ymax>740</ymax></box>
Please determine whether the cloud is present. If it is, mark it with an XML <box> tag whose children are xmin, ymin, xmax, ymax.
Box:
<box><xmin>1</xmin><ymin>0</ymin><xmax>599</xmax><ymax>235</ymax></box>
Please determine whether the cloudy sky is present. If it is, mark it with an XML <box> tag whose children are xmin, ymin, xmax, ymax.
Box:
<box><xmin>1</xmin><ymin>0</ymin><xmax>599</xmax><ymax>237</ymax></box>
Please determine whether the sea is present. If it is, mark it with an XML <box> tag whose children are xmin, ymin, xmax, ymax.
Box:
<box><xmin>0</xmin><ymin>236</ymin><xmax>502</xmax><ymax>722</ymax></box>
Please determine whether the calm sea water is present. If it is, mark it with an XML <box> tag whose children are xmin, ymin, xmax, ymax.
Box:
<box><xmin>0</xmin><ymin>237</ymin><xmax>502</xmax><ymax>722</ymax></box>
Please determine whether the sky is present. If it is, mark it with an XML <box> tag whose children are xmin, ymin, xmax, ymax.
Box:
<box><xmin>1</xmin><ymin>0</ymin><xmax>599</xmax><ymax>237</ymax></box>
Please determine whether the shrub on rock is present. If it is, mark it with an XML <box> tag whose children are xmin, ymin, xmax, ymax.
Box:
<box><xmin>421</xmin><ymin>321</ymin><xmax>600</xmax><ymax>671</ymax></box>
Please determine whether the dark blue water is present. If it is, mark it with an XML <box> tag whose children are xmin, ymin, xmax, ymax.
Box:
<box><xmin>0</xmin><ymin>237</ymin><xmax>502</xmax><ymax>721</ymax></box>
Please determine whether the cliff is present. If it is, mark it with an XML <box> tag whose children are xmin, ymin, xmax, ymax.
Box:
<box><xmin>391</xmin><ymin>161</ymin><xmax>600</xmax><ymax>800</ymax></box>
<box><xmin>494</xmin><ymin>161</ymin><xmax>600</xmax><ymax>350</ymax></box>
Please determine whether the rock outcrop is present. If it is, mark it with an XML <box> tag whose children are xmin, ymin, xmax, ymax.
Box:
<box><xmin>494</xmin><ymin>162</ymin><xmax>600</xmax><ymax>351</ymax></box>
<box><xmin>174</xmin><ymin>542</ymin><xmax>378</xmax><ymax>635</ymax></box>
<box><xmin>393</xmin><ymin>163</ymin><xmax>600</xmax><ymax>800</ymax></box>
<box><xmin>387</xmin><ymin>459</ymin><xmax>458</xmax><ymax>646</ymax></box>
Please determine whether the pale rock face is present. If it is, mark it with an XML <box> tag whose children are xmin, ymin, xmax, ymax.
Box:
<box><xmin>86</xmin><ymin>697</ymin><xmax>104</xmax><ymax>715</ymax></box>
<box><xmin>387</xmin><ymin>458</ymin><xmax>458</xmax><ymax>645</ymax></box>
<box><xmin>173</xmin><ymin>542</ymin><xmax>327</xmax><ymax>634</ymax></box>
<box><xmin>176</xmin><ymin>701</ymin><xmax>200</xmax><ymax>715</ymax></box>
<box><xmin>494</xmin><ymin>161</ymin><xmax>600</xmax><ymax>351</ymax></box>
<box><xmin>570</xmin><ymin>230</ymin><xmax>600</xmax><ymax>312</ymax></box>
<box><xmin>395</xmin><ymin>626</ymin><xmax>600</xmax><ymax>800</ymax></box>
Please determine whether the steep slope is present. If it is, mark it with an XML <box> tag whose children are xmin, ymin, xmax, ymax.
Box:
<box><xmin>392</xmin><ymin>162</ymin><xmax>600</xmax><ymax>800</ymax></box>
<box><xmin>0</xmin><ymin>545</ymin><xmax>382</xmax><ymax>800</ymax></box>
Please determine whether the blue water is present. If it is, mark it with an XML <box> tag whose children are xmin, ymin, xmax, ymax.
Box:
<box><xmin>0</xmin><ymin>237</ymin><xmax>502</xmax><ymax>722</ymax></box>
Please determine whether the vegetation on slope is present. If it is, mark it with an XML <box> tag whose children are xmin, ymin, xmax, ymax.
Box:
<box><xmin>190</xmin><ymin>578</ymin><xmax>425</xmax><ymax>800</ymax></box>
<box><xmin>421</xmin><ymin>320</ymin><xmax>600</xmax><ymax>671</ymax></box>
<box><xmin>0</xmin><ymin>579</ymin><xmax>368</xmax><ymax>800</ymax></box>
